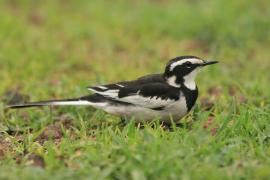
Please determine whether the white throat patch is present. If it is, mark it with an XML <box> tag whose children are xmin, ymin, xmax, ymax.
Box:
<box><xmin>183</xmin><ymin>68</ymin><xmax>200</xmax><ymax>90</ymax></box>
<box><xmin>167</xmin><ymin>67</ymin><xmax>201</xmax><ymax>89</ymax></box>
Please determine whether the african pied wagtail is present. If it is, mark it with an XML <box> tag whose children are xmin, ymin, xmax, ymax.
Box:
<box><xmin>8</xmin><ymin>56</ymin><xmax>218</xmax><ymax>123</ymax></box>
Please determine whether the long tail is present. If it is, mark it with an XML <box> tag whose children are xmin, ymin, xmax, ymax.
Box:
<box><xmin>6</xmin><ymin>95</ymin><xmax>107</xmax><ymax>109</ymax></box>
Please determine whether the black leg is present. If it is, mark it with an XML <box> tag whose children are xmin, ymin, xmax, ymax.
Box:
<box><xmin>117</xmin><ymin>116</ymin><xmax>128</xmax><ymax>126</ymax></box>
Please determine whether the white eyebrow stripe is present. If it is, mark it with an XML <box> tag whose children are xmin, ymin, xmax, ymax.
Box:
<box><xmin>169</xmin><ymin>58</ymin><xmax>203</xmax><ymax>71</ymax></box>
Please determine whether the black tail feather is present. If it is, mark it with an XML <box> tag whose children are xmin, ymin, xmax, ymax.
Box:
<box><xmin>6</xmin><ymin>94</ymin><xmax>108</xmax><ymax>109</ymax></box>
<box><xmin>6</xmin><ymin>98</ymin><xmax>81</xmax><ymax>109</ymax></box>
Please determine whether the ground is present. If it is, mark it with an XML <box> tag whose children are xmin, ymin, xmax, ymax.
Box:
<box><xmin>0</xmin><ymin>0</ymin><xmax>270</xmax><ymax>179</ymax></box>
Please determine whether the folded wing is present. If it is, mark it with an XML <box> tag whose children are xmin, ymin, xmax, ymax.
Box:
<box><xmin>88</xmin><ymin>81</ymin><xmax>180</xmax><ymax>109</ymax></box>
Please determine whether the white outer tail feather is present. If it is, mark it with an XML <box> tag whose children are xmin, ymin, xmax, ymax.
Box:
<box><xmin>7</xmin><ymin>99</ymin><xmax>108</xmax><ymax>109</ymax></box>
<box><xmin>50</xmin><ymin>100</ymin><xmax>107</xmax><ymax>107</ymax></box>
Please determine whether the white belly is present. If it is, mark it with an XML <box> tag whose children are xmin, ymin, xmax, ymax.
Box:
<box><xmin>102</xmin><ymin>96</ymin><xmax>188</xmax><ymax>123</ymax></box>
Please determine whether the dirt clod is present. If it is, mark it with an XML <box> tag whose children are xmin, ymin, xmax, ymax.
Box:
<box><xmin>27</xmin><ymin>154</ymin><xmax>45</xmax><ymax>168</ymax></box>
<box><xmin>201</xmin><ymin>97</ymin><xmax>215</xmax><ymax>110</ymax></box>
<box><xmin>28</xmin><ymin>12</ymin><xmax>44</xmax><ymax>26</ymax></box>
<box><xmin>55</xmin><ymin>114</ymin><xmax>74</xmax><ymax>129</ymax></box>
<box><xmin>237</xmin><ymin>95</ymin><xmax>248</xmax><ymax>104</ymax></box>
<box><xmin>203</xmin><ymin>116</ymin><xmax>214</xmax><ymax>129</ymax></box>
<box><xmin>203</xmin><ymin>116</ymin><xmax>219</xmax><ymax>136</ymax></box>
<box><xmin>2</xmin><ymin>90</ymin><xmax>30</xmax><ymax>105</ymax></box>
<box><xmin>0</xmin><ymin>137</ymin><xmax>12</xmax><ymax>159</ymax></box>
<box><xmin>36</xmin><ymin>125</ymin><xmax>62</xmax><ymax>144</ymax></box>
<box><xmin>208</xmin><ymin>87</ymin><xmax>223</xmax><ymax>97</ymax></box>
<box><xmin>228</xmin><ymin>86</ymin><xmax>248</xmax><ymax>104</ymax></box>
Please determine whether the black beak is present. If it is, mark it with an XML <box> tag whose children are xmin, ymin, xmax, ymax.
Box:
<box><xmin>201</xmin><ymin>60</ymin><xmax>219</xmax><ymax>66</ymax></box>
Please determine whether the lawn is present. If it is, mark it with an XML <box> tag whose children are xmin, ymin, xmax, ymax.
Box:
<box><xmin>0</xmin><ymin>0</ymin><xmax>270</xmax><ymax>179</ymax></box>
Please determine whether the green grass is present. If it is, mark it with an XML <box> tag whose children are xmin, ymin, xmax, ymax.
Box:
<box><xmin>0</xmin><ymin>0</ymin><xmax>270</xmax><ymax>179</ymax></box>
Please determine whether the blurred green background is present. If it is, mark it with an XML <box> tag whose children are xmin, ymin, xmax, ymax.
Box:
<box><xmin>0</xmin><ymin>0</ymin><xmax>269</xmax><ymax>179</ymax></box>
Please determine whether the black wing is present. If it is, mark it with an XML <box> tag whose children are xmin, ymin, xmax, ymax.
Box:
<box><xmin>87</xmin><ymin>73</ymin><xmax>165</xmax><ymax>92</ymax></box>
<box><xmin>88</xmin><ymin>74</ymin><xmax>179</xmax><ymax>109</ymax></box>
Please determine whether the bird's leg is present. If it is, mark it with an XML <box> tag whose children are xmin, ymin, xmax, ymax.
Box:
<box><xmin>160</xmin><ymin>121</ymin><xmax>172</xmax><ymax>131</ymax></box>
<box><xmin>160</xmin><ymin>121</ymin><xmax>186</xmax><ymax>131</ymax></box>
<box><xmin>117</xmin><ymin>116</ymin><xmax>128</xmax><ymax>126</ymax></box>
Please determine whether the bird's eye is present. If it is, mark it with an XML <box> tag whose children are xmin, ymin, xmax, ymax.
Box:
<box><xmin>185</xmin><ymin>62</ymin><xmax>192</xmax><ymax>68</ymax></box>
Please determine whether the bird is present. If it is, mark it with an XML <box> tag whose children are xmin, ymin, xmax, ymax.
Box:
<box><xmin>7</xmin><ymin>56</ymin><xmax>218</xmax><ymax>124</ymax></box>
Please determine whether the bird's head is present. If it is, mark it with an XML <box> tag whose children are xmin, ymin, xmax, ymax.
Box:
<box><xmin>164</xmin><ymin>56</ymin><xmax>218</xmax><ymax>89</ymax></box>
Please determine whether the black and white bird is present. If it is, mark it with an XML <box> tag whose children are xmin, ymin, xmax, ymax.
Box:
<box><xmin>8</xmin><ymin>56</ymin><xmax>218</xmax><ymax>123</ymax></box>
